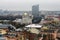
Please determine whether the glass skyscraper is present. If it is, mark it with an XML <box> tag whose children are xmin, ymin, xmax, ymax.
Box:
<box><xmin>32</xmin><ymin>5</ymin><xmax>39</xmax><ymax>17</ymax></box>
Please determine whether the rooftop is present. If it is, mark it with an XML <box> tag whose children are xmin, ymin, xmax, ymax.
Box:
<box><xmin>0</xmin><ymin>24</ymin><xmax>16</xmax><ymax>29</ymax></box>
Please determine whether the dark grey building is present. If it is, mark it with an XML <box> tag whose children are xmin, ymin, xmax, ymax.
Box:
<box><xmin>32</xmin><ymin>5</ymin><xmax>39</xmax><ymax>17</ymax></box>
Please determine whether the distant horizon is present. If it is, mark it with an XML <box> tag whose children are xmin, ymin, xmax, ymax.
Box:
<box><xmin>1</xmin><ymin>9</ymin><xmax>60</xmax><ymax>11</ymax></box>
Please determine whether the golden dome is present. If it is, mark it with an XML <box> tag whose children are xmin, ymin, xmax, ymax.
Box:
<box><xmin>24</xmin><ymin>13</ymin><xmax>28</xmax><ymax>16</ymax></box>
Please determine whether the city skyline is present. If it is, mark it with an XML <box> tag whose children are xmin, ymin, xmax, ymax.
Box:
<box><xmin>0</xmin><ymin>0</ymin><xmax>60</xmax><ymax>11</ymax></box>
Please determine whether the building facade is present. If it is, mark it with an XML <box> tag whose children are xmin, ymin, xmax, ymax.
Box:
<box><xmin>32</xmin><ymin>5</ymin><xmax>39</xmax><ymax>17</ymax></box>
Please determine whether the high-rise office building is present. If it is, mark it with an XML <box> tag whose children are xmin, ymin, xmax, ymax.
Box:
<box><xmin>32</xmin><ymin>5</ymin><xmax>39</xmax><ymax>17</ymax></box>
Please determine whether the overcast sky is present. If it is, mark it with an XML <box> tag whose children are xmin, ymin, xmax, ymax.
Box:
<box><xmin>0</xmin><ymin>0</ymin><xmax>60</xmax><ymax>11</ymax></box>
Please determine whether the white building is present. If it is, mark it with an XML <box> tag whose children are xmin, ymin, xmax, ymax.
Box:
<box><xmin>13</xmin><ymin>19</ymin><xmax>22</xmax><ymax>23</ymax></box>
<box><xmin>13</xmin><ymin>13</ymin><xmax>33</xmax><ymax>24</ymax></box>
<box><xmin>21</xmin><ymin>13</ymin><xmax>32</xmax><ymax>24</ymax></box>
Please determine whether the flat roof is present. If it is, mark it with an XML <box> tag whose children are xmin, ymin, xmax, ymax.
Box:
<box><xmin>0</xmin><ymin>24</ymin><xmax>15</xmax><ymax>29</ymax></box>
